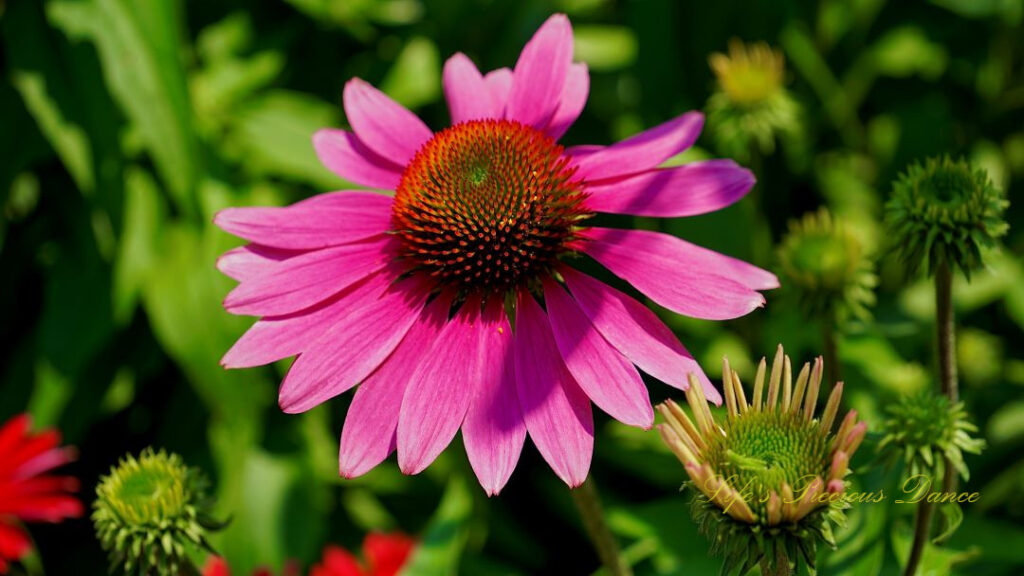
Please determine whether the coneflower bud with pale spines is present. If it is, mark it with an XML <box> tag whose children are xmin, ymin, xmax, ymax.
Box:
<box><xmin>93</xmin><ymin>448</ymin><xmax>227</xmax><ymax>576</ymax></box>
<box><xmin>658</xmin><ymin>345</ymin><xmax>866</xmax><ymax>575</ymax></box>
<box><xmin>885</xmin><ymin>156</ymin><xmax>1008</xmax><ymax>278</ymax></box>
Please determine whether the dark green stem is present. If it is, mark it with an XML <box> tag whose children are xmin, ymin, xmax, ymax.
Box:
<box><xmin>903</xmin><ymin>496</ymin><xmax>935</xmax><ymax>576</ymax></box>
<box><xmin>571</xmin><ymin>476</ymin><xmax>632</xmax><ymax>576</ymax></box>
<box><xmin>822</xmin><ymin>311</ymin><xmax>841</xmax><ymax>386</ymax></box>
<box><xmin>759</xmin><ymin>548</ymin><xmax>791</xmax><ymax>576</ymax></box>
<box><xmin>936</xmin><ymin>261</ymin><xmax>959</xmax><ymax>495</ymax></box>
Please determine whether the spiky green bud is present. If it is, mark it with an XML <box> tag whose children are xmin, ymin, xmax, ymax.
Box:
<box><xmin>878</xmin><ymin>392</ymin><xmax>985</xmax><ymax>482</ymax></box>
<box><xmin>885</xmin><ymin>156</ymin><xmax>1008</xmax><ymax>278</ymax></box>
<box><xmin>777</xmin><ymin>208</ymin><xmax>877</xmax><ymax>321</ymax></box>
<box><xmin>93</xmin><ymin>448</ymin><xmax>226</xmax><ymax>576</ymax></box>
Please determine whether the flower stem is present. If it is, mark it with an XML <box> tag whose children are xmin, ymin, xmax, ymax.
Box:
<box><xmin>571</xmin><ymin>476</ymin><xmax>632</xmax><ymax>576</ymax></box>
<box><xmin>822</xmin><ymin>311</ymin><xmax>841</xmax><ymax>386</ymax></box>
<box><xmin>759</xmin><ymin>549</ymin><xmax>791</xmax><ymax>576</ymax></box>
<box><xmin>903</xmin><ymin>496</ymin><xmax>935</xmax><ymax>576</ymax></box>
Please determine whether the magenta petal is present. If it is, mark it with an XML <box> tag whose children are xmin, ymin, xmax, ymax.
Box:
<box><xmin>560</xmin><ymin>267</ymin><xmax>720</xmax><ymax>404</ymax></box>
<box><xmin>216</xmin><ymin>245</ymin><xmax>302</xmax><ymax>283</ymax></box>
<box><xmin>506</xmin><ymin>14</ymin><xmax>573</xmax><ymax>128</ymax></box>
<box><xmin>462</xmin><ymin>299</ymin><xmax>525</xmax><ymax>496</ymax></box>
<box><xmin>278</xmin><ymin>275</ymin><xmax>430</xmax><ymax>413</ymax></box>
<box><xmin>343</xmin><ymin>78</ymin><xmax>433</xmax><ymax>165</ymax></box>
<box><xmin>581</xmin><ymin>227</ymin><xmax>770</xmax><ymax>320</ymax></box>
<box><xmin>543</xmin><ymin>278</ymin><xmax>653</xmax><ymax>428</ymax></box>
<box><xmin>213</xmin><ymin>191</ymin><xmax>394</xmax><ymax>250</ymax></box>
<box><xmin>484</xmin><ymin>68</ymin><xmax>513</xmax><ymax>116</ymax></box>
<box><xmin>584</xmin><ymin>160</ymin><xmax>755</xmax><ymax>218</ymax></box>
<box><xmin>573</xmin><ymin>112</ymin><xmax>705</xmax><ymax>181</ymax></box>
<box><xmin>444</xmin><ymin>53</ymin><xmax>498</xmax><ymax>124</ymax></box>
<box><xmin>223</xmin><ymin>235</ymin><xmax>396</xmax><ymax>317</ymax></box>
<box><xmin>546</xmin><ymin>63</ymin><xmax>589</xmax><ymax>140</ymax></box>
<box><xmin>514</xmin><ymin>291</ymin><xmax>593</xmax><ymax>488</ymax></box>
<box><xmin>397</xmin><ymin>299</ymin><xmax>487</xmax><ymax>475</ymax></box>
<box><xmin>221</xmin><ymin>271</ymin><xmax>394</xmax><ymax>369</ymax></box>
<box><xmin>312</xmin><ymin>129</ymin><xmax>403</xmax><ymax>190</ymax></box>
<box><xmin>338</xmin><ymin>293</ymin><xmax>454</xmax><ymax>479</ymax></box>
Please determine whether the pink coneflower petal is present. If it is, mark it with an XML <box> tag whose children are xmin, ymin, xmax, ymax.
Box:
<box><xmin>484</xmin><ymin>68</ymin><xmax>513</xmax><ymax>113</ymax></box>
<box><xmin>444</xmin><ymin>53</ymin><xmax>499</xmax><ymax>124</ymax></box>
<box><xmin>546</xmin><ymin>63</ymin><xmax>589</xmax><ymax>139</ymax></box>
<box><xmin>506</xmin><ymin>14</ymin><xmax>573</xmax><ymax>129</ymax></box>
<box><xmin>462</xmin><ymin>299</ymin><xmax>525</xmax><ymax>496</ymax></box>
<box><xmin>514</xmin><ymin>292</ymin><xmax>593</xmax><ymax>488</ymax></box>
<box><xmin>338</xmin><ymin>293</ymin><xmax>454</xmax><ymax>479</ymax></box>
<box><xmin>216</xmin><ymin>245</ymin><xmax>301</xmax><ymax>283</ymax></box>
<box><xmin>277</xmin><ymin>275</ymin><xmax>431</xmax><ymax>413</ymax></box>
<box><xmin>584</xmin><ymin>159</ymin><xmax>755</xmax><ymax>218</ymax></box>
<box><xmin>582</xmin><ymin>227</ymin><xmax>773</xmax><ymax>319</ymax></box>
<box><xmin>223</xmin><ymin>235</ymin><xmax>397</xmax><ymax>317</ymax></box>
<box><xmin>542</xmin><ymin>278</ymin><xmax>653</xmax><ymax>428</ymax></box>
<box><xmin>222</xmin><ymin>272</ymin><xmax>392</xmax><ymax>368</ymax></box>
<box><xmin>312</xmin><ymin>129</ymin><xmax>404</xmax><ymax>190</ymax></box>
<box><xmin>343</xmin><ymin>78</ymin><xmax>433</xmax><ymax>165</ymax></box>
<box><xmin>397</xmin><ymin>299</ymin><xmax>488</xmax><ymax>475</ymax></box>
<box><xmin>573</xmin><ymin>112</ymin><xmax>704</xmax><ymax>181</ymax></box>
<box><xmin>560</xmin><ymin>267</ymin><xmax>721</xmax><ymax>404</ymax></box>
<box><xmin>213</xmin><ymin>191</ymin><xmax>394</xmax><ymax>250</ymax></box>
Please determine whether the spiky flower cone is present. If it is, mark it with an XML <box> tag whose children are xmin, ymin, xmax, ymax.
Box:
<box><xmin>885</xmin><ymin>156</ymin><xmax>1008</xmax><ymax>278</ymax></box>
<box><xmin>93</xmin><ymin>448</ymin><xmax>226</xmax><ymax>576</ymax></box>
<box><xmin>777</xmin><ymin>208</ymin><xmax>877</xmax><ymax>322</ymax></box>
<box><xmin>706</xmin><ymin>40</ymin><xmax>801</xmax><ymax>161</ymax></box>
<box><xmin>658</xmin><ymin>346</ymin><xmax>867</xmax><ymax>575</ymax></box>
<box><xmin>879</xmin><ymin>391</ymin><xmax>985</xmax><ymax>482</ymax></box>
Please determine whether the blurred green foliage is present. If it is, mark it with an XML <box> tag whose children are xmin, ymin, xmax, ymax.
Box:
<box><xmin>1</xmin><ymin>0</ymin><xmax>1022</xmax><ymax>574</ymax></box>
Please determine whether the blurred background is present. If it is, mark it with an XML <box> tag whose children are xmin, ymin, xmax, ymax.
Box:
<box><xmin>1</xmin><ymin>0</ymin><xmax>1022</xmax><ymax>574</ymax></box>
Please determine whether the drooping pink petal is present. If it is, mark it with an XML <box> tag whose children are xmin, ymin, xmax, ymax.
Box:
<box><xmin>216</xmin><ymin>245</ymin><xmax>303</xmax><ymax>283</ymax></box>
<box><xmin>573</xmin><ymin>112</ymin><xmax>705</xmax><ymax>181</ymax></box>
<box><xmin>506</xmin><ymin>14</ymin><xmax>573</xmax><ymax>129</ymax></box>
<box><xmin>462</xmin><ymin>299</ymin><xmax>525</xmax><ymax>496</ymax></box>
<box><xmin>584</xmin><ymin>160</ymin><xmax>755</xmax><ymax>218</ymax></box>
<box><xmin>312</xmin><ymin>129</ymin><xmax>404</xmax><ymax>190</ymax></box>
<box><xmin>560</xmin><ymin>267</ymin><xmax>720</xmax><ymax>404</ymax></box>
<box><xmin>444</xmin><ymin>53</ymin><xmax>499</xmax><ymax>124</ymax></box>
<box><xmin>223</xmin><ymin>235</ymin><xmax>397</xmax><ymax>317</ymax></box>
<box><xmin>514</xmin><ymin>291</ymin><xmax>593</xmax><ymax>488</ymax></box>
<box><xmin>543</xmin><ymin>278</ymin><xmax>653</xmax><ymax>428</ymax></box>
<box><xmin>483</xmin><ymin>68</ymin><xmax>513</xmax><ymax>115</ymax></box>
<box><xmin>213</xmin><ymin>191</ymin><xmax>394</xmax><ymax>250</ymax></box>
<box><xmin>338</xmin><ymin>293</ymin><xmax>454</xmax><ymax>479</ymax></box>
<box><xmin>397</xmin><ymin>298</ymin><xmax>492</xmax><ymax>475</ymax></box>
<box><xmin>221</xmin><ymin>270</ymin><xmax>397</xmax><ymax>368</ymax></box>
<box><xmin>581</xmin><ymin>227</ymin><xmax>770</xmax><ymax>320</ymax></box>
<box><xmin>278</xmin><ymin>275</ymin><xmax>431</xmax><ymax>413</ymax></box>
<box><xmin>546</xmin><ymin>63</ymin><xmax>589</xmax><ymax>140</ymax></box>
<box><xmin>343</xmin><ymin>78</ymin><xmax>433</xmax><ymax>165</ymax></box>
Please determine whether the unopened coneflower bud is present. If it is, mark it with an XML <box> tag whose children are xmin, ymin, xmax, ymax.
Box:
<box><xmin>706</xmin><ymin>39</ymin><xmax>802</xmax><ymax>161</ymax></box>
<box><xmin>777</xmin><ymin>208</ymin><xmax>877</xmax><ymax>321</ymax></box>
<box><xmin>878</xmin><ymin>391</ymin><xmax>985</xmax><ymax>481</ymax></box>
<box><xmin>657</xmin><ymin>345</ymin><xmax>866</xmax><ymax>575</ymax></box>
<box><xmin>93</xmin><ymin>448</ymin><xmax>227</xmax><ymax>576</ymax></box>
<box><xmin>885</xmin><ymin>156</ymin><xmax>1008</xmax><ymax>278</ymax></box>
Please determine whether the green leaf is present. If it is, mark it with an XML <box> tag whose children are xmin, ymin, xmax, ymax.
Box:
<box><xmin>573</xmin><ymin>25</ymin><xmax>638</xmax><ymax>71</ymax></box>
<box><xmin>933</xmin><ymin>501</ymin><xmax>964</xmax><ymax>544</ymax></box>
<box><xmin>380</xmin><ymin>36</ymin><xmax>441</xmax><ymax>110</ymax></box>
<box><xmin>399</xmin><ymin>476</ymin><xmax>473</xmax><ymax>576</ymax></box>
<box><xmin>870</xmin><ymin>27</ymin><xmax>948</xmax><ymax>80</ymax></box>
<box><xmin>113</xmin><ymin>167</ymin><xmax>166</xmax><ymax>324</ymax></box>
<box><xmin>48</xmin><ymin>0</ymin><xmax>199</xmax><ymax>215</ymax></box>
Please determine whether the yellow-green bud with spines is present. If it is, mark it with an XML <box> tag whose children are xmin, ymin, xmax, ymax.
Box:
<box><xmin>878</xmin><ymin>391</ymin><xmax>985</xmax><ymax>482</ymax></box>
<box><xmin>885</xmin><ymin>156</ymin><xmax>1008</xmax><ymax>278</ymax></box>
<box><xmin>777</xmin><ymin>208</ymin><xmax>877</xmax><ymax>322</ymax></box>
<box><xmin>658</xmin><ymin>345</ymin><xmax>867</xmax><ymax>575</ymax></box>
<box><xmin>706</xmin><ymin>39</ymin><xmax>802</xmax><ymax>161</ymax></box>
<box><xmin>93</xmin><ymin>448</ymin><xmax>227</xmax><ymax>576</ymax></box>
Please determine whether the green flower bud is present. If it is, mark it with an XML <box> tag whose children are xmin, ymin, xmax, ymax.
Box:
<box><xmin>885</xmin><ymin>156</ymin><xmax>1008</xmax><ymax>278</ymax></box>
<box><xmin>777</xmin><ymin>208</ymin><xmax>877</xmax><ymax>321</ymax></box>
<box><xmin>93</xmin><ymin>448</ymin><xmax>226</xmax><ymax>576</ymax></box>
<box><xmin>658</xmin><ymin>346</ymin><xmax>866</xmax><ymax>575</ymax></box>
<box><xmin>878</xmin><ymin>392</ymin><xmax>985</xmax><ymax>482</ymax></box>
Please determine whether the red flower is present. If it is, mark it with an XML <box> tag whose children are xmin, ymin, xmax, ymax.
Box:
<box><xmin>0</xmin><ymin>414</ymin><xmax>83</xmax><ymax>574</ymax></box>
<box><xmin>202</xmin><ymin>556</ymin><xmax>300</xmax><ymax>576</ymax></box>
<box><xmin>311</xmin><ymin>533</ymin><xmax>415</xmax><ymax>576</ymax></box>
